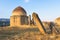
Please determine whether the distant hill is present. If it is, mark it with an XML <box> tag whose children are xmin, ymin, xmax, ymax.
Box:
<box><xmin>0</xmin><ymin>18</ymin><xmax>10</xmax><ymax>21</ymax></box>
<box><xmin>0</xmin><ymin>18</ymin><xmax>10</xmax><ymax>26</ymax></box>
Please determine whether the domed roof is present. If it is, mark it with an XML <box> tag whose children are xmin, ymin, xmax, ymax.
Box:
<box><xmin>55</xmin><ymin>17</ymin><xmax>60</xmax><ymax>20</ymax></box>
<box><xmin>54</xmin><ymin>17</ymin><xmax>60</xmax><ymax>26</ymax></box>
<box><xmin>55</xmin><ymin>17</ymin><xmax>60</xmax><ymax>22</ymax></box>
<box><xmin>12</xmin><ymin>6</ymin><xmax>27</xmax><ymax>16</ymax></box>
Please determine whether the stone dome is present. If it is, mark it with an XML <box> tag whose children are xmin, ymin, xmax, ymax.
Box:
<box><xmin>54</xmin><ymin>17</ymin><xmax>60</xmax><ymax>26</ymax></box>
<box><xmin>55</xmin><ymin>17</ymin><xmax>60</xmax><ymax>20</ymax></box>
<box><xmin>12</xmin><ymin>6</ymin><xmax>27</xmax><ymax>16</ymax></box>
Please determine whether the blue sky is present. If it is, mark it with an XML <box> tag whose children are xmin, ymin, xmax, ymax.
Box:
<box><xmin>0</xmin><ymin>0</ymin><xmax>60</xmax><ymax>21</ymax></box>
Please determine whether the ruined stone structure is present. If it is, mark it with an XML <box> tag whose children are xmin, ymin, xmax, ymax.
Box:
<box><xmin>10</xmin><ymin>6</ymin><xmax>32</xmax><ymax>27</ymax></box>
<box><xmin>10</xmin><ymin>6</ymin><xmax>60</xmax><ymax>35</ymax></box>
<box><xmin>10</xmin><ymin>6</ymin><xmax>54</xmax><ymax>34</ymax></box>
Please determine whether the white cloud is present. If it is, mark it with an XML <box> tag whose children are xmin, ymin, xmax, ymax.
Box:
<box><xmin>24</xmin><ymin>0</ymin><xmax>29</xmax><ymax>3</ymax></box>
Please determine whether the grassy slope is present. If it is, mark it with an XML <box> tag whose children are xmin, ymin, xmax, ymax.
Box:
<box><xmin>0</xmin><ymin>27</ymin><xmax>60</xmax><ymax>40</ymax></box>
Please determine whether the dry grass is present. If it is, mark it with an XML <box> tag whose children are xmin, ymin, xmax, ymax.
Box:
<box><xmin>0</xmin><ymin>27</ymin><xmax>60</xmax><ymax>40</ymax></box>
